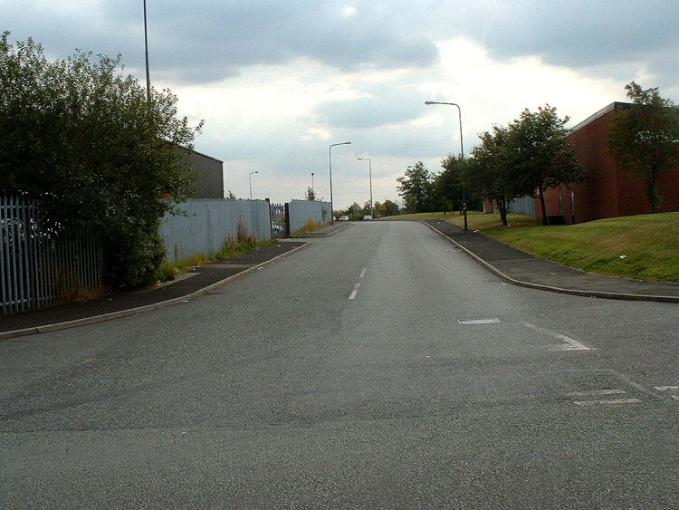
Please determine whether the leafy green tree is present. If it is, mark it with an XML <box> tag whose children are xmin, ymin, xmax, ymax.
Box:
<box><xmin>0</xmin><ymin>33</ymin><xmax>201</xmax><ymax>288</ymax></box>
<box><xmin>397</xmin><ymin>161</ymin><xmax>435</xmax><ymax>213</ymax></box>
<box><xmin>348</xmin><ymin>202</ymin><xmax>363</xmax><ymax>220</ymax></box>
<box><xmin>436</xmin><ymin>155</ymin><xmax>465</xmax><ymax>213</ymax></box>
<box><xmin>466</xmin><ymin>127</ymin><xmax>521</xmax><ymax>226</ymax></box>
<box><xmin>607</xmin><ymin>82</ymin><xmax>679</xmax><ymax>213</ymax></box>
<box><xmin>506</xmin><ymin>105</ymin><xmax>583</xmax><ymax>224</ymax></box>
<box><xmin>382</xmin><ymin>199</ymin><xmax>400</xmax><ymax>216</ymax></box>
<box><xmin>226</xmin><ymin>190</ymin><xmax>237</xmax><ymax>199</ymax></box>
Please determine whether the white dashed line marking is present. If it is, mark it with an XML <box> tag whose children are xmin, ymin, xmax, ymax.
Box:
<box><xmin>458</xmin><ymin>318</ymin><xmax>500</xmax><ymax>325</ymax></box>
<box><xmin>524</xmin><ymin>322</ymin><xmax>591</xmax><ymax>351</ymax></box>
<box><xmin>654</xmin><ymin>386</ymin><xmax>678</xmax><ymax>391</ymax></box>
<box><xmin>359</xmin><ymin>267</ymin><xmax>367</xmax><ymax>279</ymax></box>
<box><xmin>566</xmin><ymin>389</ymin><xmax>627</xmax><ymax>397</ymax></box>
<box><xmin>573</xmin><ymin>398</ymin><xmax>641</xmax><ymax>406</ymax></box>
<box><xmin>349</xmin><ymin>282</ymin><xmax>360</xmax><ymax>300</ymax></box>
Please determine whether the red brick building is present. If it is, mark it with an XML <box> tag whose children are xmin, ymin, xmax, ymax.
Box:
<box><xmin>538</xmin><ymin>102</ymin><xmax>679</xmax><ymax>224</ymax></box>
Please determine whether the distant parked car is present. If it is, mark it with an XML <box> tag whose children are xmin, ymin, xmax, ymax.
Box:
<box><xmin>338</xmin><ymin>215</ymin><xmax>349</xmax><ymax>221</ymax></box>
<box><xmin>362</xmin><ymin>215</ymin><xmax>373</xmax><ymax>221</ymax></box>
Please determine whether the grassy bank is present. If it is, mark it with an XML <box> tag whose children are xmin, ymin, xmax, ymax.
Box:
<box><xmin>377</xmin><ymin>211</ymin><xmax>538</xmax><ymax>229</ymax></box>
<box><xmin>485</xmin><ymin>212</ymin><xmax>679</xmax><ymax>282</ymax></box>
<box><xmin>379</xmin><ymin>210</ymin><xmax>679</xmax><ymax>281</ymax></box>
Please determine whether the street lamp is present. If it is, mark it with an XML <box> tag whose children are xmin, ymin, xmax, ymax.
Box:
<box><xmin>329</xmin><ymin>142</ymin><xmax>351</xmax><ymax>223</ymax></box>
<box><xmin>143</xmin><ymin>0</ymin><xmax>151</xmax><ymax>103</ymax></box>
<box><xmin>249</xmin><ymin>171</ymin><xmax>259</xmax><ymax>200</ymax></box>
<box><xmin>425</xmin><ymin>100</ymin><xmax>468</xmax><ymax>231</ymax></box>
<box><xmin>357</xmin><ymin>157</ymin><xmax>374</xmax><ymax>218</ymax></box>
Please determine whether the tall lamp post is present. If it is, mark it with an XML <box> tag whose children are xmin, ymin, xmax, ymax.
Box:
<box><xmin>424</xmin><ymin>100</ymin><xmax>467</xmax><ymax>231</ymax></box>
<box><xmin>329</xmin><ymin>141</ymin><xmax>351</xmax><ymax>223</ymax></box>
<box><xmin>357</xmin><ymin>157</ymin><xmax>374</xmax><ymax>218</ymax></box>
<box><xmin>143</xmin><ymin>0</ymin><xmax>151</xmax><ymax>103</ymax></box>
<box><xmin>311</xmin><ymin>172</ymin><xmax>315</xmax><ymax>196</ymax></box>
<box><xmin>249</xmin><ymin>171</ymin><xmax>259</xmax><ymax>200</ymax></box>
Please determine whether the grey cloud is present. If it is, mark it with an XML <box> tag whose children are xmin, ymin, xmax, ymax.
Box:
<box><xmin>439</xmin><ymin>0</ymin><xmax>679</xmax><ymax>87</ymax></box>
<box><xmin>317</xmin><ymin>87</ymin><xmax>428</xmax><ymax>128</ymax></box>
<box><xmin>4</xmin><ymin>0</ymin><xmax>438</xmax><ymax>83</ymax></box>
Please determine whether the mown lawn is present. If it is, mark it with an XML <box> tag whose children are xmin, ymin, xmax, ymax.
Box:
<box><xmin>486</xmin><ymin>212</ymin><xmax>679</xmax><ymax>282</ymax></box>
<box><xmin>378</xmin><ymin>210</ymin><xmax>679</xmax><ymax>281</ymax></box>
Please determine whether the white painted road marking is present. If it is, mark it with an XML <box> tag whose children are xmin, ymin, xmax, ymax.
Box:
<box><xmin>574</xmin><ymin>398</ymin><xmax>641</xmax><ymax>406</ymax></box>
<box><xmin>458</xmin><ymin>318</ymin><xmax>500</xmax><ymax>325</ymax></box>
<box><xmin>524</xmin><ymin>322</ymin><xmax>592</xmax><ymax>351</ymax></box>
<box><xmin>566</xmin><ymin>389</ymin><xmax>626</xmax><ymax>397</ymax></box>
<box><xmin>654</xmin><ymin>386</ymin><xmax>679</xmax><ymax>391</ymax></box>
<box><xmin>359</xmin><ymin>267</ymin><xmax>367</xmax><ymax>279</ymax></box>
<box><xmin>349</xmin><ymin>282</ymin><xmax>361</xmax><ymax>301</ymax></box>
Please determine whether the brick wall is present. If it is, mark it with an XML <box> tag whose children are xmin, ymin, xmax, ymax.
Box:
<box><xmin>538</xmin><ymin>103</ymin><xmax>679</xmax><ymax>224</ymax></box>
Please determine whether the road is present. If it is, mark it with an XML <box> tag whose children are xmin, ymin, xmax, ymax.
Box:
<box><xmin>1</xmin><ymin>221</ymin><xmax>677</xmax><ymax>508</ymax></box>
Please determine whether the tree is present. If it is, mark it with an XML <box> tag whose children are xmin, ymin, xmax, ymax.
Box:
<box><xmin>305</xmin><ymin>187</ymin><xmax>316</xmax><ymax>201</ymax></box>
<box><xmin>607</xmin><ymin>82</ymin><xmax>679</xmax><ymax>213</ymax></box>
<box><xmin>436</xmin><ymin>155</ymin><xmax>465</xmax><ymax>213</ymax></box>
<box><xmin>226</xmin><ymin>190</ymin><xmax>237</xmax><ymax>200</ymax></box>
<box><xmin>0</xmin><ymin>33</ymin><xmax>202</xmax><ymax>288</ymax></box>
<box><xmin>466</xmin><ymin>127</ymin><xmax>520</xmax><ymax>226</ymax></box>
<box><xmin>506</xmin><ymin>105</ymin><xmax>584</xmax><ymax>224</ymax></box>
<box><xmin>397</xmin><ymin>161</ymin><xmax>435</xmax><ymax>213</ymax></box>
<box><xmin>383</xmin><ymin>199</ymin><xmax>400</xmax><ymax>216</ymax></box>
<box><xmin>348</xmin><ymin>202</ymin><xmax>363</xmax><ymax>220</ymax></box>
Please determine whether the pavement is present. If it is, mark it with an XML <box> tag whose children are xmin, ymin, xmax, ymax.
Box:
<box><xmin>424</xmin><ymin>219</ymin><xmax>679</xmax><ymax>302</ymax></box>
<box><xmin>1</xmin><ymin>221</ymin><xmax>677</xmax><ymax>509</ymax></box>
<box><xmin>0</xmin><ymin>240</ymin><xmax>307</xmax><ymax>339</ymax></box>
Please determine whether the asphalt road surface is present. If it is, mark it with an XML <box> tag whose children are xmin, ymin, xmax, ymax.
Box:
<box><xmin>1</xmin><ymin>222</ymin><xmax>677</xmax><ymax>509</ymax></box>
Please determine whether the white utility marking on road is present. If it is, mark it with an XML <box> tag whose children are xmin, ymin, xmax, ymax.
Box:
<box><xmin>524</xmin><ymin>323</ymin><xmax>591</xmax><ymax>351</ymax></box>
<box><xmin>348</xmin><ymin>282</ymin><xmax>360</xmax><ymax>300</ymax></box>
<box><xmin>654</xmin><ymin>386</ymin><xmax>679</xmax><ymax>391</ymax></box>
<box><xmin>573</xmin><ymin>398</ymin><xmax>641</xmax><ymax>406</ymax></box>
<box><xmin>359</xmin><ymin>267</ymin><xmax>367</xmax><ymax>279</ymax></box>
<box><xmin>458</xmin><ymin>318</ymin><xmax>500</xmax><ymax>325</ymax></box>
<box><xmin>566</xmin><ymin>389</ymin><xmax>626</xmax><ymax>397</ymax></box>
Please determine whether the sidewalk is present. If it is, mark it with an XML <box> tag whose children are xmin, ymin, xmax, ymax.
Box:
<box><xmin>0</xmin><ymin>240</ymin><xmax>307</xmax><ymax>339</ymax></box>
<box><xmin>424</xmin><ymin>220</ymin><xmax>679</xmax><ymax>303</ymax></box>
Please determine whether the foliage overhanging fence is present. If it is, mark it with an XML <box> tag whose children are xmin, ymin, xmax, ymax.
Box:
<box><xmin>0</xmin><ymin>195</ymin><xmax>104</xmax><ymax>315</ymax></box>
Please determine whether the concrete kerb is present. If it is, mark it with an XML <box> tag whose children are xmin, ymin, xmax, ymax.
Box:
<box><xmin>422</xmin><ymin>221</ymin><xmax>679</xmax><ymax>304</ymax></box>
<box><xmin>0</xmin><ymin>242</ymin><xmax>310</xmax><ymax>341</ymax></box>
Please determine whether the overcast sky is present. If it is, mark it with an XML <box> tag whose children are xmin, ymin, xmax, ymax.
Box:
<box><xmin>6</xmin><ymin>0</ymin><xmax>679</xmax><ymax>208</ymax></box>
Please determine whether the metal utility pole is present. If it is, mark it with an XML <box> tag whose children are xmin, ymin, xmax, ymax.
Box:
<box><xmin>425</xmin><ymin>100</ymin><xmax>467</xmax><ymax>231</ymax></box>
<box><xmin>358</xmin><ymin>157</ymin><xmax>374</xmax><ymax>218</ymax></box>
<box><xmin>329</xmin><ymin>142</ymin><xmax>351</xmax><ymax>223</ymax></box>
<box><xmin>311</xmin><ymin>172</ymin><xmax>315</xmax><ymax>196</ymax></box>
<box><xmin>143</xmin><ymin>0</ymin><xmax>151</xmax><ymax>103</ymax></box>
<box><xmin>249</xmin><ymin>171</ymin><xmax>259</xmax><ymax>200</ymax></box>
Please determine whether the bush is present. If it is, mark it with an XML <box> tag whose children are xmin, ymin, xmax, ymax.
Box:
<box><xmin>0</xmin><ymin>33</ymin><xmax>202</xmax><ymax>288</ymax></box>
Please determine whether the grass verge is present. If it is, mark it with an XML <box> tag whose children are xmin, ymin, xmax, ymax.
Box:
<box><xmin>157</xmin><ymin>235</ymin><xmax>272</xmax><ymax>283</ymax></box>
<box><xmin>485</xmin><ymin>212</ymin><xmax>679</xmax><ymax>282</ymax></box>
<box><xmin>380</xmin><ymin>210</ymin><xmax>679</xmax><ymax>282</ymax></box>
<box><xmin>291</xmin><ymin>219</ymin><xmax>322</xmax><ymax>237</ymax></box>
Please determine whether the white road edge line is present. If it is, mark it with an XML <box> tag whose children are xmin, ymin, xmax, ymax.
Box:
<box><xmin>524</xmin><ymin>322</ymin><xmax>592</xmax><ymax>351</ymax></box>
<box><xmin>359</xmin><ymin>267</ymin><xmax>367</xmax><ymax>279</ymax></box>
<box><xmin>349</xmin><ymin>282</ymin><xmax>361</xmax><ymax>301</ymax></box>
<box><xmin>654</xmin><ymin>386</ymin><xmax>679</xmax><ymax>391</ymax></box>
<box><xmin>573</xmin><ymin>398</ymin><xmax>641</xmax><ymax>406</ymax></box>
